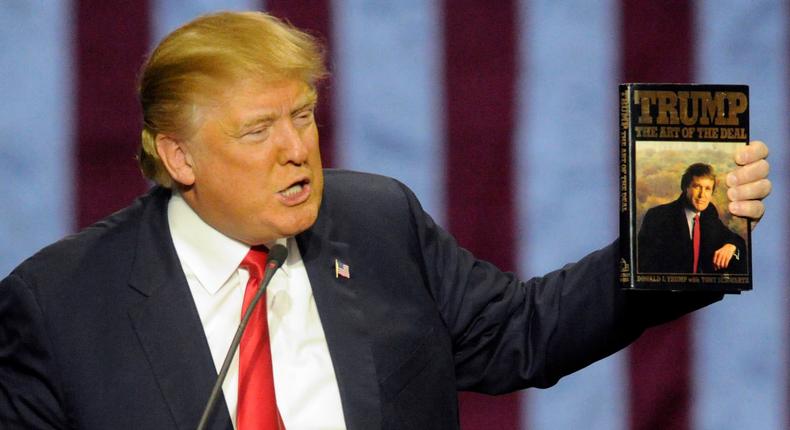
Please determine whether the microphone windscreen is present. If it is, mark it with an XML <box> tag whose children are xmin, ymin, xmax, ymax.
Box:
<box><xmin>267</xmin><ymin>244</ymin><xmax>288</xmax><ymax>268</ymax></box>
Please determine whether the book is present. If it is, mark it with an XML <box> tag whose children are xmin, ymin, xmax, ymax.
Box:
<box><xmin>619</xmin><ymin>83</ymin><xmax>751</xmax><ymax>292</ymax></box>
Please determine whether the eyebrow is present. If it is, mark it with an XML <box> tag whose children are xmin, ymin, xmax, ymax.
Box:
<box><xmin>235</xmin><ymin>92</ymin><xmax>318</xmax><ymax>132</ymax></box>
<box><xmin>291</xmin><ymin>92</ymin><xmax>318</xmax><ymax>114</ymax></box>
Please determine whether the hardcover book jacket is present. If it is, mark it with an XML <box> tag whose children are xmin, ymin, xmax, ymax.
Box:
<box><xmin>619</xmin><ymin>83</ymin><xmax>751</xmax><ymax>292</ymax></box>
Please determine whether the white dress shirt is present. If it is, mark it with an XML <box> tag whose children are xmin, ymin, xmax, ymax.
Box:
<box><xmin>167</xmin><ymin>192</ymin><xmax>346</xmax><ymax>429</ymax></box>
<box><xmin>684</xmin><ymin>208</ymin><xmax>699</xmax><ymax>239</ymax></box>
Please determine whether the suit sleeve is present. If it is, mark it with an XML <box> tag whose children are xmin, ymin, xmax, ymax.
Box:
<box><xmin>395</xmin><ymin>181</ymin><xmax>722</xmax><ymax>394</ymax></box>
<box><xmin>0</xmin><ymin>273</ymin><xmax>69</xmax><ymax>429</ymax></box>
<box><xmin>710</xmin><ymin>215</ymin><xmax>748</xmax><ymax>273</ymax></box>
<box><xmin>637</xmin><ymin>208</ymin><xmax>661</xmax><ymax>272</ymax></box>
<box><xmin>717</xmin><ymin>218</ymin><xmax>747</xmax><ymax>250</ymax></box>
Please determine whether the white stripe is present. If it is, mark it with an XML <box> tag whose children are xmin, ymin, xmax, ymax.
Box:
<box><xmin>151</xmin><ymin>0</ymin><xmax>260</xmax><ymax>44</ymax></box>
<box><xmin>332</xmin><ymin>0</ymin><xmax>445</xmax><ymax>222</ymax></box>
<box><xmin>0</xmin><ymin>1</ymin><xmax>74</xmax><ymax>276</ymax></box>
<box><xmin>515</xmin><ymin>1</ymin><xmax>625</xmax><ymax>429</ymax></box>
<box><xmin>693</xmin><ymin>1</ymin><xmax>789</xmax><ymax>429</ymax></box>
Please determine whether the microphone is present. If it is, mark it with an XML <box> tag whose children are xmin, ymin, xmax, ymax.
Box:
<box><xmin>196</xmin><ymin>243</ymin><xmax>288</xmax><ymax>430</ymax></box>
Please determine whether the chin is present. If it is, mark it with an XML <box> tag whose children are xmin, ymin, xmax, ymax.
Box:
<box><xmin>281</xmin><ymin>207</ymin><xmax>320</xmax><ymax>237</ymax></box>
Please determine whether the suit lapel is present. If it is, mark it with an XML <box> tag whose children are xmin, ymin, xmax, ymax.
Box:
<box><xmin>670</xmin><ymin>198</ymin><xmax>693</xmax><ymax>273</ymax></box>
<box><xmin>123</xmin><ymin>188</ymin><xmax>383</xmax><ymax>429</ymax></box>
<box><xmin>126</xmin><ymin>188</ymin><xmax>232</xmax><ymax>430</ymax></box>
<box><xmin>673</xmin><ymin>197</ymin><xmax>693</xmax><ymax>246</ymax></box>
<box><xmin>297</xmin><ymin>214</ymin><xmax>382</xmax><ymax>430</ymax></box>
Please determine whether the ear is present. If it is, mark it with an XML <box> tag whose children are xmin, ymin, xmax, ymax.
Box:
<box><xmin>155</xmin><ymin>134</ymin><xmax>196</xmax><ymax>186</ymax></box>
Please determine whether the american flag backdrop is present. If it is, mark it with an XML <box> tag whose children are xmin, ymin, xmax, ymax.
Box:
<box><xmin>1</xmin><ymin>1</ymin><xmax>787</xmax><ymax>429</ymax></box>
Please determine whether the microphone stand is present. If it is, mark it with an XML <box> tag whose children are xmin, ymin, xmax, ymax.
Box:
<box><xmin>195</xmin><ymin>244</ymin><xmax>288</xmax><ymax>430</ymax></box>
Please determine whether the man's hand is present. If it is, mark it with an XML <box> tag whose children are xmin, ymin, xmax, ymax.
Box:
<box><xmin>712</xmin><ymin>243</ymin><xmax>737</xmax><ymax>270</ymax></box>
<box><xmin>727</xmin><ymin>140</ymin><xmax>771</xmax><ymax>225</ymax></box>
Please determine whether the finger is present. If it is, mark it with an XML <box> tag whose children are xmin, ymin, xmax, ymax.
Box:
<box><xmin>729</xmin><ymin>200</ymin><xmax>766</xmax><ymax>220</ymax></box>
<box><xmin>713</xmin><ymin>256</ymin><xmax>724</xmax><ymax>270</ymax></box>
<box><xmin>714</xmin><ymin>252</ymin><xmax>724</xmax><ymax>269</ymax></box>
<box><xmin>727</xmin><ymin>178</ymin><xmax>772</xmax><ymax>201</ymax></box>
<box><xmin>726</xmin><ymin>159</ymin><xmax>770</xmax><ymax>187</ymax></box>
<box><xmin>713</xmin><ymin>251</ymin><xmax>731</xmax><ymax>270</ymax></box>
<box><xmin>735</xmin><ymin>140</ymin><xmax>769</xmax><ymax>166</ymax></box>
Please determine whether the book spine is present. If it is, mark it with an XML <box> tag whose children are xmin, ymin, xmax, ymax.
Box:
<box><xmin>618</xmin><ymin>84</ymin><xmax>634</xmax><ymax>288</ymax></box>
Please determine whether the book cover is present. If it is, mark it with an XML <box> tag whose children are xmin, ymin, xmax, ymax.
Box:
<box><xmin>619</xmin><ymin>83</ymin><xmax>751</xmax><ymax>292</ymax></box>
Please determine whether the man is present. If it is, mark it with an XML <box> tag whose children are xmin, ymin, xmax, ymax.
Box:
<box><xmin>0</xmin><ymin>11</ymin><xmax>772</xmax><ymax>430</ymax></box>
<box><xmin>638</xmin><ymin>163</ymin><xmax>748</xmax><ymax>274</ymax></box>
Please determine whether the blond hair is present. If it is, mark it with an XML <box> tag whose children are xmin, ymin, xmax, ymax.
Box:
<box><xmin>138</xmin><ymin>11</ymin><xmax>327</xmax><ymax>187</ymax></box>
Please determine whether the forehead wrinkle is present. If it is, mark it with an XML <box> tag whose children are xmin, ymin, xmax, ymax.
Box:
<box><xmin>239</xmin><ymin>112</ymin><xmax>277</xmax><ymax>129</ymax></box>
<box><xmin>214</xmin><ymin>102</ymin><xmax>277</xmax><ymax>138</ymax></box>
<box><xmin>239</xmin><ymin>89</ymin><xmax>316</xmax><ymax>130</ymax></box>
<box><xmin>207</xmin><ymin>80</ymin><xmax>319</xmax><ymax>138</ymax></box>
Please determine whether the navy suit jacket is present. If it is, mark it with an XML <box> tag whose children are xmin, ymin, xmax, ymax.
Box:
<box><xmin>637</xmin><ymin>195</ymin><xmax>747</xmax><ymax>274</ymax></box>
<box><xmin>0</xmin><ymin>170</ymin><xmax>720</xmax><ymax>429</ymax></box>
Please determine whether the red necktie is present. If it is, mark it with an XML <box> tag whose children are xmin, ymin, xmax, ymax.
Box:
<box><xmin>692</xmin><ymin>214</ymin><xmax>700</xmax><ymax>273</ymax></box>
<box><xmin>238</xmin><ymin>246</ymin><xmax>285</xmax><ymax>429</ymax></box>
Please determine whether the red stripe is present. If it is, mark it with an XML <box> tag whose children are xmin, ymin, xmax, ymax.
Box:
<box><xmin>75</xmin><ymin>1</ymin><xmax>150</xmax><ymax>228</ymax></box>
<box><xmin>442</xmin><ymin>1</ymin><xmax>520</xmax><ymax>428</ymax></box>
<box><xmin>267</xmin><ymin>0</ymin><xmax>337</xmax><ymax>168</ymax></box>
<box><xmin>621</xmin><ymin>0</ymin><xmax>694</xmax><ymax>82</ymax></box>
<box><xmin>622</xmin><ymin>2</ymin><xmax>694</xmax><ymax>430</ymax></box>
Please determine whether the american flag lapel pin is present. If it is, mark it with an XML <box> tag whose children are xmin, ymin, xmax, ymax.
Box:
<box><xmin>334</xmin><ymin>259</ymin><xmax>350</xmax><ymax>279</ymax></box>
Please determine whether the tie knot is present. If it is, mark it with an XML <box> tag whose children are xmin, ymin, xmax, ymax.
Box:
<box><xmin>240</xmin><ymin>246</ymin><xmax>269</xmax><ymax>281</ymax></box>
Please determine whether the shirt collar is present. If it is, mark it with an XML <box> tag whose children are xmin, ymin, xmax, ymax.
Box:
<box><xmin>167</xmin><ymin>192</ymin><xmax>290</xmax><ymax>294</ymax></box>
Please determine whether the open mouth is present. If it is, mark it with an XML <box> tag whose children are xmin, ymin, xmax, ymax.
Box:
<box><xmin>277</xmin><ymin>178</ymin><xmax>311</xmax><ymax>205</ymax></box>
<box><xmin>281</xmin><ymin>181</ymin><xmax>306</xmax><ymax>197</ymax></box>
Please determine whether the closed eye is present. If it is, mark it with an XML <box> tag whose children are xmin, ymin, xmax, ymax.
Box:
<box><xmin>240</xmin><ymin>124</ymin><xmax>271</xmax><ymax>141</ymax></box>
<box><xmin>292</xmin><ymin>104</ymin><xmax>316</xmax><ymax>128</ymax></box>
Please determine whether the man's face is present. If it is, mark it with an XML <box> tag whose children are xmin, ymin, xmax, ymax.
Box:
<box><xmin>181</xmin><ymin>78</ymin><xmax>323</xmax><ymax>245</ymax></box>
<box><xmin>684</xmin><ymin>176</ymin><xmax>715</xmax><ymax>212</ymax></box>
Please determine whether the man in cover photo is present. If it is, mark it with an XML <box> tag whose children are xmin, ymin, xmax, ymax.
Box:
<box><xmin>638</xmin><ymin>162</ymin><xmax>747</xmax><ymax>274</ymax></box>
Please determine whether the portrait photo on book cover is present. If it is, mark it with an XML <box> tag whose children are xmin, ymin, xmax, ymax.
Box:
<box><xmin>635</xmin><ymin>141</ymin><xmax>749</xmax><ymax>275</ymax></box>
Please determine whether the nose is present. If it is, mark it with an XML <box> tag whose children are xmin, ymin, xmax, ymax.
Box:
<box><xmin>275</xmin><ymin>120</ymin><xmax>309</xmax><ymax>165</ymax></box>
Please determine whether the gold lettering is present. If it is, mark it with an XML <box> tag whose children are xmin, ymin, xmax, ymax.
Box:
<box><xmin>678</xmin><ymin>91</ymin><xmax>698</xmax><ymax>125</ymax></box>
<box><xmin>620</xmin><ymin>90</ymin><xmax>630</xmax><ymax>129</ymax></box>
<box><xmin>697</xmin><ymin>127</ymin><xmax>719</xmax><ymax>138</ymax></box>
<box><xmin>635</xmin><ymin>126</ymin><xmax>657</xmax><ymax>138</ymax></box>
<box><xmin>701</xmin><ymin>92</ymin><xmax>728</xmax><ymax>125</ymax></box>
<box><xmin>725</xmin><ymin>92</ymin><xmax>748</xmax><ymax>125</ymax></box>
<box><xmin>633</xmin><ymin>89</ymin><xmax>747</xmax><ymax>128</ymax></box>
<box><xmin>634</xmin><ymin>90</ymin><xmax>657</xmax><ymax>124</ymax></box>
<box><xmin>656</xmin><ymin>91</ymin><xmax>679</xmax><ymax>125</ymax></box>
<box><xmin>721</xmin><ymin>127</ymin><xmax>747</xmax><ymax>139</ymax></box>
<box><xmin>659</xmin><ymin>126</ymin><xmax>680</xmax><ymax>138</ymax></box>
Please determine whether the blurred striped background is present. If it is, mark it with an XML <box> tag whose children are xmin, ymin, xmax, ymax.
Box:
<box><xmin>1</xmin><ymin>1</ymin><xmax>786</xmax><ymax>429</ymax></box>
